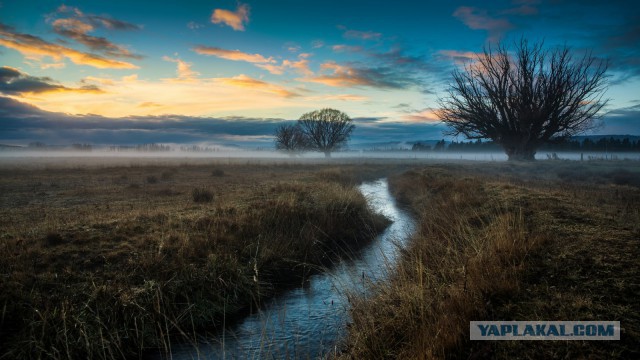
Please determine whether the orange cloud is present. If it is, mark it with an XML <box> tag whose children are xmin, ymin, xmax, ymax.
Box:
<box><xmin>216</xmin><ymin>74</ymin><xmax>299</xmax><ymax>98</ymax></box>
<box><xmin>402</xmin><ymin>109</ymin><xmax>441</xmax><ymax>123</ymax></box>
<box><xmin>255</xmin><ymin>54</ymin><xmax>313</xmax><ymax>76</ymax></box>
<box><xmin>49</xmin><ymin>6</ymin><xmax>142</xmax><ymax>59</ymax></box>
<box><xmin>0</xmin><ymin>24</ymin><xmax>138</xmax><ymax>69</ymax></box>
<box><xmin>302</xmin><ymin>62</ymin><xmax>372</xmax><ymax>87</ymax></box>
<box><xmin>162</xmin><ymin>56</ymin><xmax>200</xmax><ymax>82</ymax></box>
<box><xmin>193</xmin><ymin>46</ymin><xmax>274</xmax><ymax>63</ymax></box>
<box><xmin>211</xmin><ymin>3</ymin><xmax>250</xmax><ymax>31</ymax></box>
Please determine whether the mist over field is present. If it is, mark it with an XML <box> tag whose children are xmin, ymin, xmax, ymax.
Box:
<box><xmin>1</xmin><ymin>148</ymin><xmax>639</xmax><ymax>167</ymax></box>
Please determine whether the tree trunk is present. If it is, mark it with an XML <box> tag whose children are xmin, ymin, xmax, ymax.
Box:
<box><xmin>504</xmin><ymin>142</ymin><xmax>536</xmax><ymax>161</ymax></box>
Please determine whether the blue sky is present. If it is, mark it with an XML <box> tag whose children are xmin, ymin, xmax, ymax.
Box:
<box><xmin>1</xmin><ymin>0</ymin><xmax>639</xmax><ymax>146</ymax></box>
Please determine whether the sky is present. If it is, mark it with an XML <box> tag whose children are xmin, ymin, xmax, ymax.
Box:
<box><xmin>1</xmin><ymin>0</ymin><xmax>639</xmax><ymax>147</ymax></box>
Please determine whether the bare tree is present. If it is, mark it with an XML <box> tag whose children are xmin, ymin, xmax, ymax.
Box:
<box><xmin>436</xmin><ymin>39</ymin><xmax>608</xmax><ymax>160</ymax></box>
<box><xmin>297</xmin><ymin>108</ymin><xmax>355</xmax><ymax>157</ymax></box>
<box><xmin>274</xmin><ymin>124</ymin><xmax>308</xmax><ymax>155</ymax></box>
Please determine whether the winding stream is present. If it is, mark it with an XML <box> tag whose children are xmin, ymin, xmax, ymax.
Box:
<box><xmin>171</xmin><ymin>178</ymin><xmax>415</xmax><ymax>359</ymax></box>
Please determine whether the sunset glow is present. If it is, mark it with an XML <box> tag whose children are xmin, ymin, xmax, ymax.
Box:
<box><xmin>1</xmin><ymin>0</ymin><xmax>639</xmax><ymax>146</ymax></box>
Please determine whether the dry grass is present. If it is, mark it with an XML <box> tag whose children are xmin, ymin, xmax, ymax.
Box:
<box><xmin>340</xmin><ymin>161</ymin><xmax>640</xmax><ymax>359</ymax></box>
<box><xmin>0</xmin><ymin>163</ymin><xmax>391</xmax><ymax>359</ymax></box>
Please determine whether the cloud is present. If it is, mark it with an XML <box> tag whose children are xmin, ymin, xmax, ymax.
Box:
<box><xmin>311</xmin><ymin>40</ymin><xmax>325</xmax><ymax>49</ymax></box>
<box><xmin>216</xmin><ymin>74</ymin><xmax>300</xmax><ymax>98</ymax></box>
<box><xmin>0</xmin><ymin>96</ymin><xmax>452</xmax><ymax>147</ymax></box>
<box><xmin>211</xmin><ymin>3</ymin><xmax>250</xmax><ymax>31</ymax></box>
<box><xmin>502</xmin><ymin>0</ymin><xmax>540</xmax><ymax>15</ymax></box>
<box><xmin>332</xmin><ymin>44</ymin><xmax>364</xmax><ymax>53</ymax></box>
<box><xmin>306</xmin><ymin>94</ymin><xmax>368</xmax><ymax>102</ymax></box>
<box><xmin>0</xmin><ymin>23</ymin><xmax>138</xmax><ymax>69</ymax></box>
<box><xmin>162</xmin><ymin>56</ymin><xmax>200</xmax><ymax>82</ymax></box>
<box><xmin>49</xmin><ymin>6</ymin><xmax>142</xmax><ymax>59</ymax></box>
<box><xmin>437</xmin><ymin>50</ymin><xmax>481</xmax><ymax>65</ymax></box>
<box><xmin>400</xmin><ymin>108</ymin><xmax>442</xmax><ymax>123</ymax></box>
<box><xmin>302</xmin><ymin>45</ymin><xmax>436</xmax><ymax>90</ymax></box>
<box><xmin>52</xmin><ymin>5</ymin><xmax>140</xmax><ymax>31</ymax></box>
<box><xmin>350</xmin><ymin>116</ymin><xmax>448</xmax><ymax>144</ymax></box>
<box><xmin>0</xmin><ymin>66</ymin><xmax>101</xmax><ymax>94</ymax></box>
<box><xmin>596</xmin><ymin>103</ymin><xmax>640</xmax><ymax>134</ymax></box>
<box><xmin>255</xmin><ymin>54</ymin><xmax>313</xmax><ymax>75</ymax></box>
<box><xmin>14</xmin><ymin>68</ymin><xmax>301</xmax><ymax>118</ymax></box>
<box><xmin>0</xmin><ymin>96</ymin><xmax>287</xmax><ymax>146</ymax></box>
<box><xmin>591</xmin><ymin>14</ymin><xmax>640</xmax><ymax>81</ymax></box>
<box><xmin>340</xmin><ymin>26</ymin><xmax>382</xmax><ymax>41</ymax></box>
<box><xmin>303</xmin><ymin>61</ymin><xmax>415</xmax><ymax>88</ymax></box>
<box><xmin>192</xmin><ymin>45</ymin><xmax>274</xmax><ymax>63</ymax></box>
<box><xmin>453</xmin><ymin>6</ymin><xmax>513</xmax><ymax>42</ymax></box>
<box><xmin>187</xmin><ymin>21</ymin><xmax>204</xmax><ymax>30</ymax></box>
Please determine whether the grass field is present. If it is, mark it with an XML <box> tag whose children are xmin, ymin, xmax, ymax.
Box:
<box><xmin>341</xmin><ymin>160</ymin><xmax>640</xmax><ymax>359</ymax></box>
<box><xmin>0</xmin><ymin>162</ymin><xmax>394</xmax><ymax>359</ymax></box>
<box><xmin>1</xmin><ymin>158</ymin><xmax>639</xmax><ymax>359</ymax></box>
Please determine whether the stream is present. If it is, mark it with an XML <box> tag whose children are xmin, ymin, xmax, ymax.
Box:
<box><xmin>170</xmin><ymin>178</ymin><xmax>416</xmax><ymax>359</ymax></box>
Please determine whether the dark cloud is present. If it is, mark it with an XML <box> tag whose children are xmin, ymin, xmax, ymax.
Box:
<box><xmin>593</xmin><ymin>14</ymin><xmax>640</xmax><ymax>81</ymax></box>
<box><xmin>49</xmin><ymin>5</ymin><xmax>143</xmax><ymax>60</ymax></box>
<box><xmin>307</xmin><ymin>44</ymin><xmax>442</xmax><ymax>93</ymax></box>
<box><xmin>351</xmin><ymin>120</ymin><xmax>447</xmax><ymax>145</ymax></box>
<box><xmin>0</xmin><ymin>23</ymin><xmax>138</xmax><ymax>69</ymax></box>
<box><xmin>453</xmin><ymin>6</ymin><xmax>514</xmax><ymax>43</ymax></box>
<box><xmin>0</xmin><ymin>97</ymin><xmax>451</xmax><ymax>146</ymax></box>
<box><xmin>597</xmin><ymin>103</ymin><xmax>640</xmax><ymax>134</ymax></box>
<box><xmin>0</xmin><ymin>96</ymin><xmax>289</xmax><ymax>146</ymax></box>
<box><xmin>0</xmin><ymin>66</ymin><xmax>101</xmax><ymax>94</ymax></box>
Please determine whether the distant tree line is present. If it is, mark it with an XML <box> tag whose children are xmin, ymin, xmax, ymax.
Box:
<box><xmin>411</xmin><ymin>137</ymin><xmax>640</xmax><ymax>152</ymax></box>
<box><xmin>108</xmin><ymin>143</ymin><xmax>172</xmax><ymax>152</ymax></box>
<box><xmin>179</xmin><ymin>145</ymin><xmax>223</xmax><ymax>152</ymax></box>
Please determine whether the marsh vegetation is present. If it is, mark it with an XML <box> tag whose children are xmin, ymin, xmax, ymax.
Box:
<box><xmin>0</xmin><ymin>159</ymin><xmax>638</xmax><ymax>359</ymax></box>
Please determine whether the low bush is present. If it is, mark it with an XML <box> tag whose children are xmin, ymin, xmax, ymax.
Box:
<box><xmin>192</xmin><ymin>187</ymin><xmax>214</xmax><ymax>203</ymax></box>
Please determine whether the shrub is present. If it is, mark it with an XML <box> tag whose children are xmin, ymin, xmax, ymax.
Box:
<box><xmin>192</xmin><ymin>188</ymin><xmax>214</xmax><ymax>203</ymax></box>
<box><xmin>211</xmin><ymin>168</ymin><xmax>225</xmax><ymax>177</ymax></box>
<box><xmin>146</xmin><ymin>175</ymin><xmax>158</xmax><ymax>184</ymax></box>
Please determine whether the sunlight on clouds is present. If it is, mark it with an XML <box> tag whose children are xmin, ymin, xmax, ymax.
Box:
<box><xmin>438</xmin><ymin>50</ymin><xmax>480</xmax><ymax>65</ymax></box>
<box><xmin>305</xmin><ymin>94</ymin><xmax>368</xmax><ymax>102</ymax></box>
<box><xmin>211</xmin><ymin>3</ymin><xmax>250</xmax><ymax>31</ymax></box>
<box><xmin>193</xmin><ymin>46</ymin><xmax>274</xmax><ymax>63</ymax></box>
<box><xmin>15</xmin><ymin>70</ymin><xmax>301</xmax><ymax>118</ymax></box>
<box><xmin>162</xmin><ymin>56</ymin><xmax>200</xmax><ymax>82</ymax></box>
<box><xmin>0</xmin><ymin>24</ymin><xmax>138</xmax><ymax>69</ymax></box>
<box><xmin>216</xmin><ymin>74</ymin><xmax>300</xmax><ymax>98</ymax></box>
<box><xmin>0</xmin><ymin>37</ymin><xmax>138</xmax><ymax>69</ymax></box>
<box><xmin>303</xmin><ymin>62</ymin><xmax>369</xmax><ymax>87</ymax></box>
<box><xmin>255</xmin><ymin>54</ymin><xmax>313</xmax><ymax>76</ymax></box>
<box><xmin>401</xmin><ymin>109</ymin><xmax>441</xmax><ymax>123</ymax></box>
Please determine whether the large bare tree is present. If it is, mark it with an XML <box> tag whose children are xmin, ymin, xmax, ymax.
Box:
<box><xmin>297</xmin><ymin>108</ymin><xmax>355</xmax><ymax>157</ymax></box>
<box><xmin>437</xmin><ymin>39</ymin><xmax>609</xmax><ymax>160</ymax></box>
<box><xmin>274</xmin><ymin>124</ymin><xmax>308</xmax><ymax>155</ymax></box>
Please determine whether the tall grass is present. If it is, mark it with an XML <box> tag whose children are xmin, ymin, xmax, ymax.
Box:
<box><xmin>341</xmin><ymin>169</ymin><xmax>544</xmax><ymax>359</ymax></box>
<box><xmin>0</xmin><ymin>165</ymin><xmax>389</xmax><ymax>359</ymax></box>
